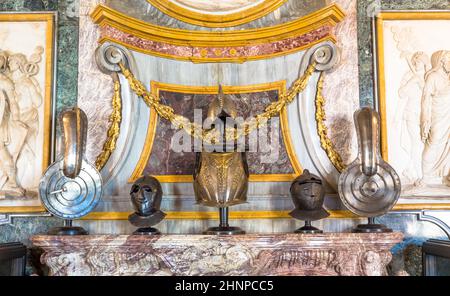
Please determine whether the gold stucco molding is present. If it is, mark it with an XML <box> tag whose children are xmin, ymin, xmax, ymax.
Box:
<box><xmin>315</xmin><ymin>72</ymin><xmax>345</xmax><ymax>172</ymax></box>
<box><xmin>95</xmin><ymin>74</ymin><xmax>122</xmax><ymax>171</ymax></box>
<box><xmin>146</xmin><ymin>0</ymin><xmax>288</xmax><ymax>28</ymax></box>
<box><xmin>90</xmin><ymin>4</ymin><xmax>345</xmax><ymax>63</ymax></box>
<box><xmin>82</xmin><ymin>203</ymin><xmax>450</xmax><ymax>220</ymax></box>
<box><xmin>91</xmin><ymin>3</ymin><xmax>344</xmax><ymax>46</ymax></box>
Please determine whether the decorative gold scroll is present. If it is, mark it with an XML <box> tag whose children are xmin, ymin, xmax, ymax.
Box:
<box><xmin>146</xmin><ymin>0</ymin><xmax>288</xmax><ymax>28</ymax></box>
<box><xmin>315</xmin><ymin>73</ymin><xmax>345</xmax><ymax>172</ymax></box>
<box><xmin>118</xmin><ymin>61</ymin><xmax>317</xmax><ymax>145</ymax></box>
<box><xmin>95</xmin><ymin>74</ymin><xmax>122</xmax><ymax>171</ymax></box>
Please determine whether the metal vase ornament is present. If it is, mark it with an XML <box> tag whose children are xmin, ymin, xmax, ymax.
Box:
<box><xmin>338</xmin><ymin>107</ymin><xmax>401</xmax><ymax>233</ymax></box>
<box><xmin>39</xmin><ymin>107</ymin><xmax>103</xmax><ymax>235</ymax></box>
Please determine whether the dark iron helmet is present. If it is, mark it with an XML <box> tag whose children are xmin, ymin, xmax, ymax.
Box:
<box><xmin>289</xmin><ymin>169</ymin><xmax>330</xmax><ymax>221</ymax></box>
<box><xmin>128</xmin><ymin>175</ymin><xmax>166</xmax><ymax>228</ymax></box>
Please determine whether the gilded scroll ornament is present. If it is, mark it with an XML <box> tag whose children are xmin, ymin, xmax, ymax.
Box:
<box><xmin>118</xmin><ymin>61</ymin><xmax>317</xmax><ymax>144</ymax></box>
<box><xmin>95</xmin><ymin>74</ymin><xmax>122</xmax><ymax>170</ymax></box>
<box><xmin>315</xmin><ymin>73</ymin><xmax>345</xmax><ymax>172</ymax></box>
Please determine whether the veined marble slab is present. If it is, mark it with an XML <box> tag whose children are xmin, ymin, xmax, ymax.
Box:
<box><xmin>32</xmin><ymin>232</ymin><xmax>403</xmax><ymax>276</ymax></box>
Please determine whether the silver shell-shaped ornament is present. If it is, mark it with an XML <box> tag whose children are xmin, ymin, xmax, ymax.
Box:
<box><xmin>39</xmin><ymin>108</ymin><xmax>103</xmax><ymax>220</ymax></box>
<box><xmin>338</xmin><ymin>107</ymin><xmax>401</xmax><ymax>217</ymax></box>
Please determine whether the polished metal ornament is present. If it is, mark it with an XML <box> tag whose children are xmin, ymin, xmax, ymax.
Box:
<box><xmin>39</xmin><ymin>159</ymin><xmax>102</xmax><ymax>220</ymax></box>
<box><xmin>338</xmin><ymin>107</ymin><xmax>400</xmax><ymax>226</ymax></box>
<box><xmin>39</xmin><ymin>108</ymin><xmax>103</xmax><ymax>234</ymax></box>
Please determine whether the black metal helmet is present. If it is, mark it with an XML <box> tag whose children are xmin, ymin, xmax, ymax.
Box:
<box><xmin>289</xmin><ymin>169</ymin><xmax>329</xmax><ymax>221</ymax></box>
<box><xmin>128</xmin><ymin>175</ymin><xmax>166</xmax><ymax>227</ymax></box>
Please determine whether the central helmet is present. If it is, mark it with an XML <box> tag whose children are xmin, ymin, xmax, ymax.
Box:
<box><xmin>193</xmin><ymin>85</ymin><xmax>249</xmax><ymax>208</ymax></box>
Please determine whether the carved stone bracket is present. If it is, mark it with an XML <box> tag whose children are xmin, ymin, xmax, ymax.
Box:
<box><xmin>92</xmin><ymin>43</ymin><xmax>136</xmax><ymax>176</ymax></box>
<box><xmin>32</xmin><ymin>233</ymin><xmax>403</xmax><ymax>276</ymax></box>
<box><xmin>300</xmin><ymin>41</ymin><xmax>340</xmax><ymax>74</ymax></box>
<box><xmin>296</xmin><ymin>41</ymin><xmax>344</xmax><ymax>189</ymax></box>
<box><xmin>95</xmin><ymin>42</ymin><xmax>131</xmax><ymax>74</ymax></box>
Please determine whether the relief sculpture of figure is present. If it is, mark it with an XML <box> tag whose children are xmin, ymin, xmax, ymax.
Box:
<box><xmin>418</xmin><ymin>50</ymin><xmax>450</xmax><ymax>187</ymax></box>
<box><xmin>7</xmin><ymin>47</ymin><xmax>43</xmax><ymax>187</ymax></box>
<box><xmin>0</xmin><ymin>50</ymin><xmax>27</xmax><ymax>197</ymax></box>
<box><xmin>395</xmin><ymin>51</ymin><xmax>430</xmax><ymax>183</ymax></box>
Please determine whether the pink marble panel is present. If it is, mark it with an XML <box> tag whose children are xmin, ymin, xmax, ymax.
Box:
<box><xmin>146</xmin><ymin>89</ymin><xmax>294</xmax><ymax>176</ymax></box>
<box><xmin>100</xmin><ymin>25</ymin><xmax>333</xmax><ymax>60</ymax></box>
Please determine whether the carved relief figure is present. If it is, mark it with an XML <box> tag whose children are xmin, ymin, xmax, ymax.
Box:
<box><xmin>0</xmin><ymin>47</ymin><xmax>43</xmax><ymax>198</ymax></box>
<box><xmin>384</xmin><ymin>23</ymin><xmax>450</xmax><ymax>196</ymax></box>
<box><xmin>0</xmin><ymin>50</ymin><xmax>26</xmax><ymax>197</ymax></box>
<box><xmin>8</xmin><ymin>48</ymin><xmax>44</xmax><ymax>165</ymax></box>
<box><xmin>418</xmin><ymin>50</ymin><xmax>450</xmax><ymax>187</ymax></box>
<box><xmin>395</xmin><ymin>51</ymin><xmax>430</xmax><ymax>183</ymax></box>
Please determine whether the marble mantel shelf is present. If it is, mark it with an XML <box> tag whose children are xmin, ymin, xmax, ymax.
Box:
<box><xmin>32</xmin><ymin>233</ymin><xmax>403</xmax><ymax>276</ymax></box>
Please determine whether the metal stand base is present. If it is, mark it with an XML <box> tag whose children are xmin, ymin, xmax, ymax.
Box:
<box><xmin>295</xmin><ymin>221</ymin><xmax>323</xmax><ymax>234</ymax></box>
<box><xmin>48</xmin><ymin>226</ymin><xmax>88</xmax><ymax>236</ymax></box>
<box><xmin>203</xmin><ymin>226</ymin><xmax>245</xmax><ymax>235</ymax></box>
<box><xmin>353</xmin><ymin>223</ymin><xmax>392</xmax><ymax>233</ymax></box>
<box><xmin>203</xmin><ymin>207</ymin><xmax>245</xmax><ymax>235</ymax></box>
<box><xmin>133</xmin><ymin>227</ymin><xmax>161</xmax><ymax>235</ymax></box>
<box><xmin>352</xmin><ymin>217</ymin><xmax>392</xmax><ymax>233</ymax></box>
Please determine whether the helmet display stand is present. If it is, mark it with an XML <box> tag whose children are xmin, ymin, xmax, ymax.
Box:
<box><xmin>203</xmin><ymin>207</ymin><xmax>245</xmax><ymax>235</ymax></box>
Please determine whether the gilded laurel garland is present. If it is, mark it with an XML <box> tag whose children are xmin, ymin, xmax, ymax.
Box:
<box><xmin>118</xmin><ymin>62</ymin><xmax>317</xmax><ymax>144</ymax></box>
<box><xmin>315</xmin><ymin>73</ymin><xmax>345</xmax><ymax>172</ymax></box>
<box><xmin>95</xmin><ymin>76</ymin><xmax>122</xmax><ymax>170</ymax></box>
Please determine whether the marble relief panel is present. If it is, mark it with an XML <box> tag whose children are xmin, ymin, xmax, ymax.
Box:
<box><xmin>377</xmin><ymin>16</ymin><xmax>450</xmax><ymax>197</ymax></box>
<box><xmin>0</xmin><ymin>15</ymin><xmax>54</xmax><ymax>208</ymax></box>
<box><xmin>145</xmin><ymin>89</ymin><xmax>294</xmax><ymax>177</ymax></box>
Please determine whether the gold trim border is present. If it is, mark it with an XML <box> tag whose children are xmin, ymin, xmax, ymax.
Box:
<box><xmin>82</xmin><ymin>203</ymin><xmax>450</xmax><ymax>220</ymax></box>
<box><xmin>147</xmin><ymin>0</ymin><xmax>288</xmax><ymax>28</ymax></box>
<box><xmin>375</xmin><ymin>11</ymin><xmax>450</xmax><ymax>162</ymax></box>
<box><xmin>0</xmin><ymin>13</ymin><xmax>55</xmax><ymax>214</ymax></box>
<box><xmin>129</xmin><ymin>81</ymin><xmax>302</xmax><ymax>183</ymax></box>
<box><xmin>91</xmin><ymin>3</ymin><xmax>345</xmax><ymax>47</ymax></box>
